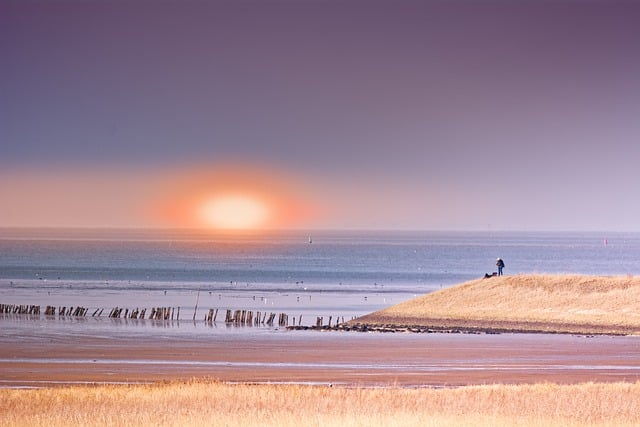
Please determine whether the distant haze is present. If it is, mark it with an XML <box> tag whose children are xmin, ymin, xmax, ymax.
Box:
<box><xmin>2</xmin><ymin>0</ymin><xmax>639</xmax><ymax>231</ymax></box>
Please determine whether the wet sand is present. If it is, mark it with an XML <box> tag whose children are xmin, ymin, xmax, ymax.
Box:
<box><xmin>2</xmin><ymin>328</ymin><xmax>640</xmax><ymax>388</ymax></box>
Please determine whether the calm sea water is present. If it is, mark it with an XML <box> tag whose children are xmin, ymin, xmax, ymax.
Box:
<box><xmin>1</xmin><ymin>228</ymin><xmax>639</xmax><ymax>327</ymax></box>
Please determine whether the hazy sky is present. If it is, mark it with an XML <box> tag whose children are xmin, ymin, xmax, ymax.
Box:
<box><xmin>2</xmin><ymin>0</ymin><xmax>640</xmax><ymax>231</ymax></box>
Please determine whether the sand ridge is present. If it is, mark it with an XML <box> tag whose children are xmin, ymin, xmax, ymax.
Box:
<box><xmin>350</xmin><ymin>274</ymin><xmax>640</xmax><ymax>335</ymax></box>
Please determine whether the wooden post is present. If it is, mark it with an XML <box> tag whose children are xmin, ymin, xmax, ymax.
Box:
<box><xmin>279</xmin><ymin>313</ymin><xmax>288</xmax><ymax>326</ymax></box>
<box><xmin>193</xmin><ymin>288</ymin><xmax>200</xmax><ymax>321</ymax></box>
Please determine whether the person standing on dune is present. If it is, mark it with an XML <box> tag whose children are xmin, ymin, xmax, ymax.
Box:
<box><xmin>496</xmin><ymin>257</ymin><xmax>505</xmax><ymax>276</ymax></box>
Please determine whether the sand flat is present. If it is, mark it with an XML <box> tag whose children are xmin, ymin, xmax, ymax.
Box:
<box><xmin>2</xmin><ymin>329</ymin><xmax>640</xmax><ymax>388</ymax></box>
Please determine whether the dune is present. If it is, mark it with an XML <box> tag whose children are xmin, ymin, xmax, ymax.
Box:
<box><xmin>349</xmin><ymin>274</ymin><xmax>640</xmax><ymax>335</ymax></box>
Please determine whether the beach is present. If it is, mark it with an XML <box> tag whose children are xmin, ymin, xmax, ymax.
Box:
<box><xmin>3</xmin><ymin>316</ymin><xmax>640</xmax><ymax>388</ymax></box>
<box><xmin>4</xmin><ymin>272</ymin><xmax>640</xmax><ymax>389</ymax></box>
<box><xmin>4</xmin><ymin>240</ymin><xmax>640</xmax><ymax>427</ymax></box>
<box><xmin>4</xmin><ymin>231</ymin><xmax>640</xmax><ymax>390</ymax></box>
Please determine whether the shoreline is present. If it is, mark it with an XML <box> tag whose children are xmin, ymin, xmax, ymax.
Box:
<box><xmin>332</xmin><ymin>319</ymin><xmax>636</xmax><ymax>336</ymax></box>
<box><xmin>2</xmin><ymin>327</ymin><xmax>640</xmax><ymax>389</ymax></box>
<box><xmin>288</xmin><ymin>323</ymin><xmax>628</xmax><ymax>336</ymax></box>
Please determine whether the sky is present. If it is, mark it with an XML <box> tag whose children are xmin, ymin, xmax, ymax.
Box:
<box><xmin>2</xmin><ymin>0</ymin><xmax>640</xmax><ymax>231</ymax></box>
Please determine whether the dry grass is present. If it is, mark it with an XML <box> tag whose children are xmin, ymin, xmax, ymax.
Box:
<box><xmin>354</xmin><ymin>274</ymin><xmax>640</xmax><ymax>334</ymax></box>
<box><xmin>2</xmin><ymin>380</ymin><xmax>640</xmax><ymax>426</ymax></box>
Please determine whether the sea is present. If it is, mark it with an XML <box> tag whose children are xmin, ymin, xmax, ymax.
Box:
<box><xmin>1</xmin><ymin>228</ymin><xmax>638</xmax><ymax>330</ymax></box>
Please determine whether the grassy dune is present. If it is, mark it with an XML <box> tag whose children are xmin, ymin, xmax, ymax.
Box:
<box><xmin>353</xmin><ymin>275</ymin><xmax>640</xmax><ymax>334</ymax></box>
<box><xmin>2</xmin><ymin>380</ymin><xmax>640</xmax><ymax>426</ymax></box>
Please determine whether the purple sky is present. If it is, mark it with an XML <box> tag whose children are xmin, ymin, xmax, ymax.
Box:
<box><xmin>2</xmin><ymin>0</ymin><xmax>640</xmax><ymax>230</ymax></box>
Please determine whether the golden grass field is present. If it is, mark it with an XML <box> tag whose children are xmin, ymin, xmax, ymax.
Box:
<box><xmin>3</xmin><ymin>380</ymin><xmax>640</xmax><ymax>427</ymax></box>
<box><xmin>353</xmin><ymin>274</ymin><xmax>640</xmax><ymax>334</ymax></box>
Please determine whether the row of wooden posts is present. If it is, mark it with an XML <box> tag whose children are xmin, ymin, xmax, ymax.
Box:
<box><xmin>316</xmin><ymin>316</ymin><xmax>345</xmax><ymax>328</ymax></box>
<box><xmin>221</xmin><ymin>309</ymin><xmax>291</xmax><ymax>326</ymax></box>
<box><xmin>0</xmin><ymin>304</ymin><xmax>41</xmax><ymax>315</ymax></box>
<box><xmin>1</xmin><ymin>303</ymin><xmax>351</xmax><ymax>328</ymax></box>
<box><xmin>105</xmin><ymin>306</ymin><xmax>179</xmax><ymax>320</ymax></box>
<box><xmin>1</xmin><ymin>303</ymin><xmax>305</xmax><ymax>326</ymax></box>
<box><xmin>20</xmin><ymin>305</ymin><xmax>180</xmax><ymax>320</ymax></box>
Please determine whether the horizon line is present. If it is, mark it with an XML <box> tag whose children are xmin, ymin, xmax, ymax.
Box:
<box><xmin>0</xmin><ymin>226</ymin><xmax>634</xmax><ymax>234</ymax></box>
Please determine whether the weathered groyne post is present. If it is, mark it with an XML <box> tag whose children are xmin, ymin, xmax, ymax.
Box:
<box><xmin>278</xmin><ymin>313</ymin><xmax>288</xmax><ymax>326</ymax></box>
<box><xmin>205</xmin><ymin>308</ymin><xmax>219</xmax><ymax>323</ymax></box>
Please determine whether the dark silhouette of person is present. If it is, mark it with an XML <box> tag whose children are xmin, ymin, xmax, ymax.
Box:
<box><xmin>496</xmin><ymin>257</ymin><xmax>505</xmax><ymax>276</ymax></box>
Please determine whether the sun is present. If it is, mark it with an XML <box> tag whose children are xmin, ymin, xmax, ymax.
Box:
<box><xmin>148</xmin><ymin>166</ymin><xmax>317</xmax><ymax>230</ymax></box>
<box><xmin>198</xmin><ymin>194</ymin><xmax>269</xmax><ymax>230</ymax></box>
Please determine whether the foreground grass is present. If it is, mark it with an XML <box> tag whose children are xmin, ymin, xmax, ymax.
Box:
<box><xmin>354</xmin><ymin>274</ymin><xmax>640</xmax><ymax>334</ymax></box>
<box><xmin>2</xmin><ymin>380</ymin><xmax>640</xmax><ymax>426</ymax></box>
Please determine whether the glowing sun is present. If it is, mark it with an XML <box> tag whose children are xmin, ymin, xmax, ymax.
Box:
<box><xmin>198</xmin><ymin>194</ymin><xmax>269</xmax><ymax>230</ymax></box>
